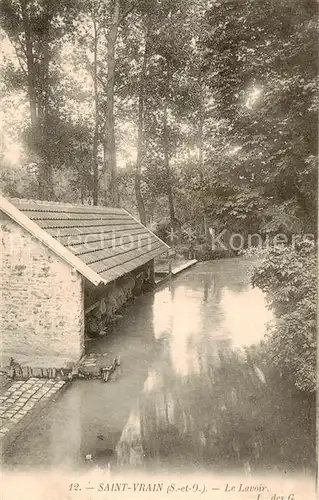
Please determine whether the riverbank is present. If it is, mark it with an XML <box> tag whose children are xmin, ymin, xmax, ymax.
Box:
<box><xmin>2</xmin><ymin>257</ymin><xmax>315</xmax><ymax>478</ymax></box>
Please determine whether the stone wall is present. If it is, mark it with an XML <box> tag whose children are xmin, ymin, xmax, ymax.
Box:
<box><xmin>0</xmin><ymin>213</ymin><xmax>84</xmax><ymax>363</ymax></box>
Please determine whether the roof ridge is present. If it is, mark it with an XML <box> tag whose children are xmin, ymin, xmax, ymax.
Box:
<box><xmin>1</xmin><ymin>196</ymin><xmax>169</xmax><ymax>287</ymax></box>
<box><xmin>1</xmin><ymin>196</ymin><xmax>105</xmax><ymax>286</ymax></box>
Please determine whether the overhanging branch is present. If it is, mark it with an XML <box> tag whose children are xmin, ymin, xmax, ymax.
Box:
<box><xmin>118</xmin><ymin>1</ymin><xmax>136</xmax><ymax>25</ymax></box>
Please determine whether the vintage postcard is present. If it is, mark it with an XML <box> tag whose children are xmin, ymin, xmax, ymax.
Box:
<box><xmin>0</xmin><ymin>0</ymin><xmax>317</xmax><ymax>499</ymax></box>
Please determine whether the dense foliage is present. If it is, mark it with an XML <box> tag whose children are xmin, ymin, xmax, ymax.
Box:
<box><xmin>200</xmin><ymin>0</ymin><xmax>318</xmax><ymax>235</ymax></box>
<box><xmin>0</xmin><ymin>0</ymin><xmax>317</xmax><ymax>390</ymax></box>
<box><xmin>1</xmin><ymin>0</ymin><xmax>316</xmax><ymax>229</ymax></box>
<box><xmin>251</xmin><ymin>239</ymin><xmax>317</xmax><ymax>393</ymax></box>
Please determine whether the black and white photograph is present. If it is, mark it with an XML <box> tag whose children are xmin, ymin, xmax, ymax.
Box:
<box><xmin>0</xmin><ymin>0</ymin><xmax>317</xmax><ymax>499</ymax></box>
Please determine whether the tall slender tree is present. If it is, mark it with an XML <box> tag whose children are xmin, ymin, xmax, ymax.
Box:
<box><xmin>90</xmin><ymin>0</ymin><xmax>100</xmax><ymax>205</ymax></box>
<box><xmin>134</xmin><ymin>22</ymin><xmax>150</xmax><ymax>225</ymax></box>
<box><xmin>0</xmin><ymin>0</ymin><xmax>77</xmax><ymax>199</ymax></box>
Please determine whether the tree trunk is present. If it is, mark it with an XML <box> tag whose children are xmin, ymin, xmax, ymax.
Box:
<box><xmin>39</xmin><ymin>10</ymin><xmax>54</xmax><ymax>201</ymax></box>
<box><xmin>134</xmin><ymin>26</ymin><xmax>149</xmax><ymax>226</ymax></box>
<box><xmin>21</xmin><ymin>0</ymin><xmax>53</xmax><ymax>200</ymax></box>
<box><xmin>92</xmin><ymin>15</ymin><xmax>99</xmax><ymax>206</ymax></box>
<box><xmin>198</xmin><ymin>93</ymin><xmax>209</xmax><ymax>243</ymax></box>
<box><xmin>163</xmin><ymin>60</ymin><xmax>176</xmax><ymax>234</ymax></box>
<box><xmin>103</xmin><ymin>0</ymin><xmax>120</xmax><ymax>207</ymax></box>
<box><xmin>21</xmin><ymin>2</ymin><xmax>37</xmax><ymax>129</ymax></box>
<box><xmin>25</xmin><ymin>44</ymin><xmax>37</xmax><ymax>130</ymax></box>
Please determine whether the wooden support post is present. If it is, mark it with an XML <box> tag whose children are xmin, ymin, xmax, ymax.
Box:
<box><xmin>168</xmin><ymin>259</ymin><xmax>172</xmax><ymax>278</ymax></box>
<box><xmin>150</xmin><ymin>259</ymin><xmax>155</xmax><ymax>287</ymax></box>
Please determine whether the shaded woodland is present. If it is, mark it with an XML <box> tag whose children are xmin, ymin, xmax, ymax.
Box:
<box><xmin>0</xmin><ymin>0</ymin><xmax>317</xmax><ymax>392</ymax></box>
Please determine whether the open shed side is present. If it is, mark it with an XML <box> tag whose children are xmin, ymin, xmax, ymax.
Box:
<box><xmin>0</xmin><ymin>197</ymin><xmax>169</xmax><ymax>366</ymax></box>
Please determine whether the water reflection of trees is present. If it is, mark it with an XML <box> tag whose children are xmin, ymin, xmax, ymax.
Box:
<box><xmin>81</xmin><ymin>291</ymin><xmax>158</xmax><ymax>467</ymax></box>
<box><xmin>116</xmin><ymin>261</ymin><xmax>315</xmax><ymax>474</ymax></box>
<box><xmin>128</xmin><ymin>349</ymin><xmax>316</xmax><ymax>474</ymax></box>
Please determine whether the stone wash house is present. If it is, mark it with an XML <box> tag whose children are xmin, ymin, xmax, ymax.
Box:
<box><xmin>0</xmin><ymin>197</ymin><xmax>169</xmax><ymax>365</ymax></box>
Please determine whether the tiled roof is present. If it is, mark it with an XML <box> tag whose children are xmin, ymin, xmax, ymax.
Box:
<box><xmin>1</xmin><ymin>198</ymin><xmax>169</xmax><ymax>286</ymax></box>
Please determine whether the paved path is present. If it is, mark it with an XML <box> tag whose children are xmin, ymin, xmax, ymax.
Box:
<box><xmin>0</xmin><ymin>378</ymin><xmax>65</xmax><ymax>441</ymax></box>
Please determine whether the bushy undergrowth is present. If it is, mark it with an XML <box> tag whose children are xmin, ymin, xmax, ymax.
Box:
<box><xmin>251</xmin><ymin>240</ymin><xmax>317</xmax><ymax>393</ymax></box>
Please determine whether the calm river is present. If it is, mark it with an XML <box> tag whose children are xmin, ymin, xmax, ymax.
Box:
<box><xmin>3</xmin><ymin>257</ymin><xmax>316</xmax><ymax>477</ymax></box>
